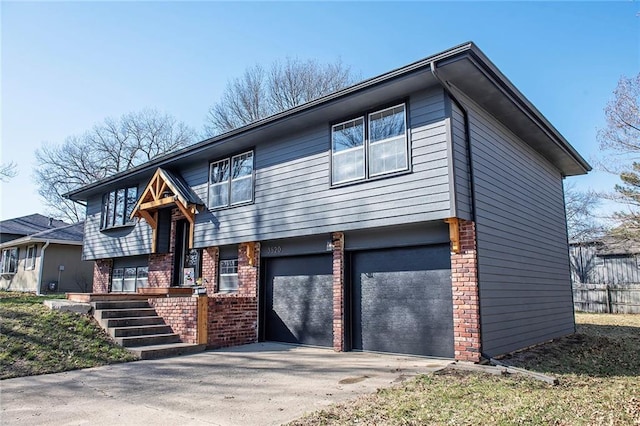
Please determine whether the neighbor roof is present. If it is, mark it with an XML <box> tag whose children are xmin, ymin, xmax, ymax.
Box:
<box><xmin>0</xmin><ymin>214</ymin><xmax>68</xmax><ymax>237</ymax></box>
<box><xmin>65</xmin><ymin>42</ymin><xmax>591</xmax><ymax>201</ymax></box>
<box><xmin>0</xmin><ymin>222</ymin><xmax>85</xmax><ymax>249</ymax></box>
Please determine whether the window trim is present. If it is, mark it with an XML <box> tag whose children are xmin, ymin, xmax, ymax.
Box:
<box><xmin>330</xmin><ymin>102</ymin><xmax>410</xmax><ymax>187</ymax></box>
<box><xmin>25</xmin><ymin>245</ymin><xmax>36</xmax><ymax>270</ymax></box>
<box><xmin>100</xmin><ymin>186</ymin><xmax>138</xmax><ymax>230</ymax></box>
<box><xmin>207</xmin><ymin>150</ymin><xmax>255</xmax><ymax>210</ymax></box>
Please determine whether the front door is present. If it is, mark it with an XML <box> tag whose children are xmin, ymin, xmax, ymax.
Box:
<box><xmin>173</xmin><ymin>220</ymin><xmax>201</xmax><ymax>286</ymax></box>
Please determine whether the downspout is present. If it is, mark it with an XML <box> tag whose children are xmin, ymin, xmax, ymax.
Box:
<box><xmin>36</xmin><ymin>241</ymin><xmax>50</xmax><ymax>296</ymax></box>
<box><xmin>430</xmin><ymin>61</ymin><xmax>485</xmax><ymax>358</ymax></box>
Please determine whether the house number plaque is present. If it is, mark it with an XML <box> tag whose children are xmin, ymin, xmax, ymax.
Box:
<box><xmin>264</xmin><ymin>246</ymin><xmax>282</xmax><ymax>255</ymax></box>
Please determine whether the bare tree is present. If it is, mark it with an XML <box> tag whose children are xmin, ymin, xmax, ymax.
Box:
<box><xmin>598</xmin><ymin>73</ymin><xmax>640</xmax><ymax>239</ymax></box>
<box><xmin>205</xmin><ymin>57</ymin><xmax>357</xmax><ymax>136</ymax></box>
<box><xmin>564</xmin><ymin>182</ymin><xmax>606</xmax><ymax>243</ymax></box>
<box><xmin>0</xmin><ymin>161</ymin><xmax>18</xmax><ymax>182</ymax></box>
<box><xmin>35</xmin><ymin>109</ymin><xmax>195</xmax><ymax>222</ymax></box>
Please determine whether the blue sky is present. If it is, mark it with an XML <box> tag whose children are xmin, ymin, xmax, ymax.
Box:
<box><xmin>1</xmin><ymin>1</ymin><xmax>638</xmax><ymax>221</ymax></box>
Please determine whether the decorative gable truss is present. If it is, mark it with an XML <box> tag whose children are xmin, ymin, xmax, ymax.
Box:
<box><xmin>130</xmin><ymin>168</ymin><xmax>201</xmax><ymax>252</ymax></box>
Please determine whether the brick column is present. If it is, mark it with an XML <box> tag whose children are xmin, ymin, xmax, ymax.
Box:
<box><xmin>93</xmin><ymin>259</ymin><xmax>112</xmax><ymax>293</ymax></box>
<box><xmin>332</xmin><ymin>232</ymin><xmax>345</xmax><ymax>352</ymax></box>
<box><xmin>201</xmin><ymin>247</ymin><xmax>219</xmax><ymax>294</ymax></box>
<box><xmin>148</xmin><ymin>254</ymin><xmax>173</xmax><ymax>287</ymax></box>
<box><xmin>451</xmin><ymin>219</ymin><xmax>481</xmax><ymax>362</ymax></box>
<box><xmin>238</xmin><ymin>242</ymin><xmax>260</xmax><ymax>297</ymax></box>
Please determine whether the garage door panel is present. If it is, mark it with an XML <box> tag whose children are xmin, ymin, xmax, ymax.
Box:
<box><xmin>352</xmin><ymin>246</ymin><xmax>453</xmax><ymax>357</ymax></box>
<box><xmin>264</xmin><ymin>255</ymin><xmax>333</xmax><ymax>347</ymax></box>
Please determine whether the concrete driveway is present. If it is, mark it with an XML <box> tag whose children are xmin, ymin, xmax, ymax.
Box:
<box><xmin>1</xmin><ymin>343</ymin><xmax>452</xmax><ymax>426</ymax></box>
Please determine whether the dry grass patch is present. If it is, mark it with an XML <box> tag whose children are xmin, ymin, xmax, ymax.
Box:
<box><xmin>291</xmin><ymin>313</ymin><xmax>640</xmax><ymax>425</ymax></box>
<box><xmin>0</xmin><ymin>291</ymin><xmax>137</xmax><ymax>379</ymax></box>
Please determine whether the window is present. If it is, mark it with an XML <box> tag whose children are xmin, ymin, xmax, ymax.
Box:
<box><xmin>332</xmin><ymin>103</ymin><xmax>408</xmax><ymax>185</ymax></box>
<box><xmin>595</xmin><ymin>256</ymin><xmax>605</xmax><ymax>267</ymax></box>
<box><xmin>25</xmin><ymin>245</ymin><xmax>36</xmax><ymax>270</ymax></box>
<box><xmin>218</xmin><ymin>259</ymin><xmax>238</xmax><ymax>293</ymax></box>
<box><xmin>101</xmin><ymin>186</ymin><xmax>138</xmax><ymax>229</ymax></box>
<box><xmin>111</xmin><ymin>266</ymin><xmax>148</xmax><ymax>292</ymax></box>
<box><xmin>1</xmin><ymin>248</ymin><xmax>18</xmax><ymax>274</ymax></box>
<box><xmin>208</xmin><ymin>151</ymin><xmax>254</xmax><ymax>209</ymax></box>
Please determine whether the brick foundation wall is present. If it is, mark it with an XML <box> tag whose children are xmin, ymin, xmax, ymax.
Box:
<box><xmin>332</xmin><ymin>232</ymin><xmax>345</xmax><ymax>352</ymax></box>
<box><xmin>149</xmin><ymin>296</ymin><xmax>198</xmax><ymax>344</ymax></box>
<box><xmin>451</xmin><ymin>219</ymin><xmax>482</xmax><ymax>362</ymax></box>
<box><xmin>201</xmin><ymin>247</ymin><xmax>219</xmax><ymax>294</ymax></box>
<box><xmin>207</xmin><ymin>295</ymin><xmax>258</xmax><ymax>348</ymax></box>
<box><xmin>238</xmin><ymin>242</ymin><xmax>259</xmax><ymax>297</ymax></box>
<box><xmin>93</xmin><ymin>259</ymin><xmax>112</xmax><ymax>293</ymax></box>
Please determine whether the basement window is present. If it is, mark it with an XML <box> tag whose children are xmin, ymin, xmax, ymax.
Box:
<box><xmin>111</xmin><ymin>266</ymin><xmax>148</xmax><ymax>292</ymax></box>
<box><xmin>218</xmin><ymin>259</ymin><xmax>238</xmax><ymax>293</ymax></box>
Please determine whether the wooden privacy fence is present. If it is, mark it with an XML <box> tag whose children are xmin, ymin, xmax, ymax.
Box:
<box><xmin>573</xmin><ymin>284</ymin><xmax>640</xmax><ymax>314</ymax></box>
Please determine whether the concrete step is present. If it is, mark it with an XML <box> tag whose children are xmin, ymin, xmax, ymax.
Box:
<box><xmin>116</xmin><ymin>333</ymin><xmax>181</xmax><ymax>347</ymax></box>
<box><xmin>98</xmin><ymin>308</ymin><xmax>158</xmax><ymax>319</ymax></box>
<box><xmin>111</xmin><ymin>324</ymin><xmax>173</xmax><ymax>338</ymax></box>
<box><xmin>93</xmin><ymin>300</ymin><xmax>151</xmax><ymax>310</ymax></box>
<box><xmin>127</xmin><ymin>343</ymin><xmax>206</xmax><ymax>360</ymax></box>
<box><xmin>104</xmin><ymin>316</ymin><xmax>165</xmax><ymax>328</ymax></box>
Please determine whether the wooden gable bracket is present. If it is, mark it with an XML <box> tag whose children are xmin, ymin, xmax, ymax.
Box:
<box><xmin>444</xmin><ymin>218</ymin><xmax>460</xmax><ymax>254</ymax></box>
<box><xmin>130</xmin><ymin>168</ymin><xmax>198</xmax><ymax>253</ymax></box>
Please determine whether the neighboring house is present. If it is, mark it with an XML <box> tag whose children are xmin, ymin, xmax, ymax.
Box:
<box><xmin>570</xmin><ymin>238</ymin><xmax>640</xmax><ymax>285</ymax></box>
<box><xmin>0</xmin><ymin>217</ymin><xmax>93</xmax><ymax>294</ymax></box>
<box><xmin>0</xmin><ymin>213</ymin><xmax>67</xmax><ymax>244</ymax></box>
<box><xmin>65</xmin><ymin>42</ymin><xmax>590</xmax><ymax>362</ymax></box>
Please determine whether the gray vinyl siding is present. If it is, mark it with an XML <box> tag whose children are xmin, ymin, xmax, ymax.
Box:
<box><xmin>82</xmin><ymin>191</ymin><xmax>153</xmax><ymax>261</ymax></box>
<box><xmin>465</xmin><ymin>96</ymin><xmax>574</xmax><ymax>357</ymax></box>
<box><xmin>190</xmin><ymin>87</ymin><xmax>452</xmax><ymax>247</ymax></box>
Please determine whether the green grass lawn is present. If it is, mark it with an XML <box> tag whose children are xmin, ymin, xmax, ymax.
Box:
<box><xmin>291</xmin><ymin>313</ymin><xmax>640</xmax><ymax>425</ymax></box>
<box><xmin>0</xmin><ymin>291</ymin><xmax>137</xmax><ymax>379</ymax></box>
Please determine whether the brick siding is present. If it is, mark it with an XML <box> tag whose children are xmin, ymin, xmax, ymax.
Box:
<box><xmin>201</xmin><ymin>247</ymin><xmax>219</xmax><ymax>294</ymax></box>
<box><xmin>207</xmin><ymin>294</ymin><xmax>258</xmax><ymax>348</ymax></box>
<box><xmin>451</xmin><ymin>219</ymin><xmax>482</xmax><ymax>362</ymax></box>
<box><xmin>149</xmin><ymin>296</ymin><xmax>198</xmax><ymax>344</ymax></box>
<box><xmin>148</xmin><ymin>253</ymin><xmax>173</xmax><ymax>287</ymax></box>
<box><xmin>238</xmin><ymin>242</ymin><xmax>259</xmax><ymax>297</ymax></box>
<box><xmin>93</xmin><ymin>259</ymin><xmax>112</xmax><ymax>293</ymax></box>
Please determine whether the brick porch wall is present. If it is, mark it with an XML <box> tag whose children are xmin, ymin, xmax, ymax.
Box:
<box><xmin>149</xmin><ymin>296</ymin><xmax>198</xmax><ymax>343</ymax></box>
<box><xmin>207</xmin><ymin>295</ymin><xmax>258</xmax><ymax>348</ymax></box>
<box><xmin>332</xmin><ymin>232</ymin><xmax>345</xmax><ymax>352</ymax></box>
<box><xmin>93</xmin><ymin>259</ymin><xmax>112</xmax><ymax>293</ymax></box>
<box><xmin>451</xmin><ymin>219</ymin><xmax>482</xmax><ymax>362</ymax></box>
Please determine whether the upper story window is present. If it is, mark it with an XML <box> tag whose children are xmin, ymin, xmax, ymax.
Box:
<box><xmin>332</xmin><ymin>104</ymin><xmax>408</xmax><ymax>185</ymax></box>
<box><xmin>208</xmin><ymin>151</ymin><xmax>254</xmax><ymax>209</ymax></box>
<box><xmin>1</xmin><ymin>248</ymin><xmax>18</xmax><ymax>274</ymax></box>
<box><xmin>101</xmin><ymin>186</ymin><xmax>138</xmax><ymax>229</ymax></box>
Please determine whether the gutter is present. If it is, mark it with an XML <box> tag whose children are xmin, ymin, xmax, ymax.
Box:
<box><xmin>36</xmin><ymin>240</ymin><xmax>50</xmax><ymax>296</ymax></box>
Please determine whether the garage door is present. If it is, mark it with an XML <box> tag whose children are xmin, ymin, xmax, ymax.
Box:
<box><xmin>351</xmin><ymin>244</ymin><xmax>453</xmax><ymax>357</ymax></box>
<box><xmin>263</xmin><ymin>254</ymin><xmax>333</xmax><ymax>347</ymax></box>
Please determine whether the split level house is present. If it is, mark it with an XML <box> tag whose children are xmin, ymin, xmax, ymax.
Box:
<box><xmin>0</xmin><ymin>214</ymin><xmax>93</xmax><ymax>293</ymax></box>
<box><xmin>65</xmin><ymin>43</ymin><xmax>590</xmax><ymax>362</ymax></box>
